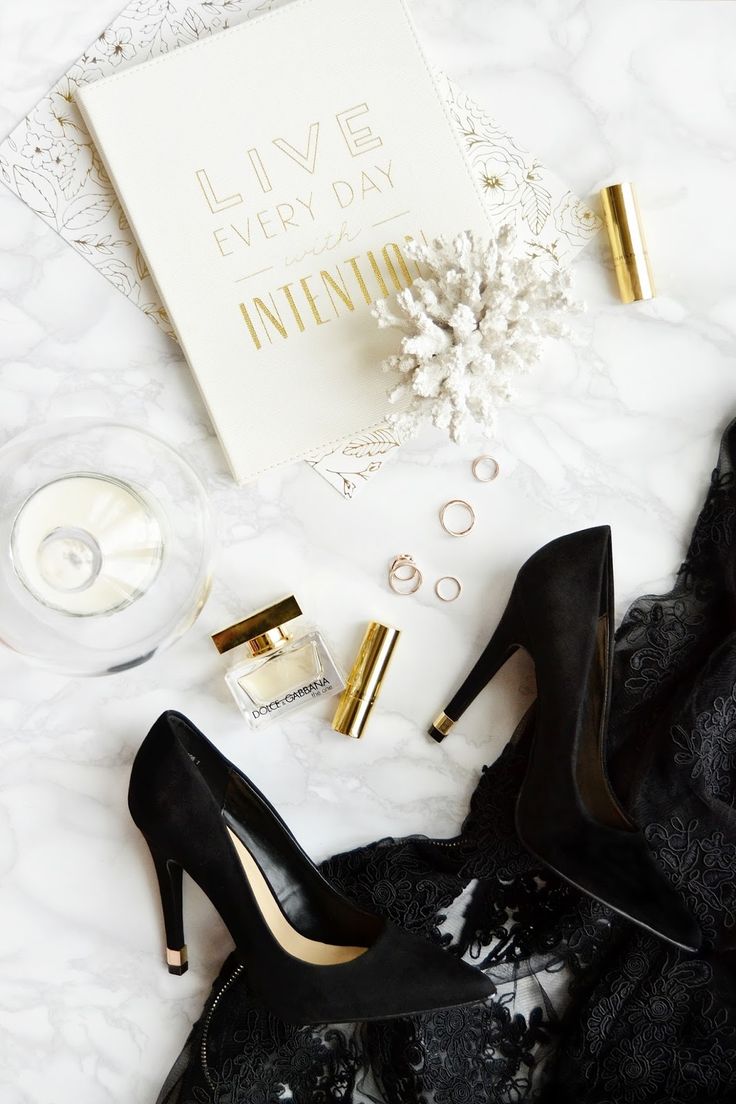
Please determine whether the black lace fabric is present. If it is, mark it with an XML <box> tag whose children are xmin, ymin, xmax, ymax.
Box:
<box><xmin>157</xmin><ymin>421</ymin><xmax>736</xmax><ymax>1103</ymax></box>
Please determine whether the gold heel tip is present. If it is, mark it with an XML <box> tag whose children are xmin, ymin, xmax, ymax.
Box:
<box><xmin>428</xmin><ymin>712</ymin><xmax>454</xmax><ymax>743</ymax></box>
<box><xmin>166</xmin><ymin>945</ymin><xmax>188</xmax><ymax>975</ymax></box>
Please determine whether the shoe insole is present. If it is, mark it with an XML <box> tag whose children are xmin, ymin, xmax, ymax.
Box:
<box><xmin>227</xmin><ymin>827</ymin><xmax>368</xmax><ymax>966</ymax></box>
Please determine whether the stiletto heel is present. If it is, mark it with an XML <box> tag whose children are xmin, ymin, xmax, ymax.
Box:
<box><xmin>429</xmin><ymin>592</ymin><xmax>525</xmax><ymax>743</ymax></box>
<box><xmin>429</xmin><ymin>525</ymin><xmax>703</xmax><ymax>953</ymax></box>
<box><xmin>149</xmin><ymin>849</ymin><xmax>188</xmax><ymax>975</ymax></box>
<box><xmin>129</xmin><ymin>711</ymin><xmax>494</xmax><ymax>1023</ymax></box>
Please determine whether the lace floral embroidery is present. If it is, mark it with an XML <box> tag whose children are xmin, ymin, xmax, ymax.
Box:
<box><xmin>645</xmin><ymin>816</ymin><xmax>736</xmax><ymax>938</ymax></box>
<box><xmin>672</xmin><ymin>675</ymin><xmax>736</xmax><ymax>803</ymax></box>
<box><xmin>622</xmin><ymin>599</ymin><xmax>703</xmax><ymax>699</ymax></box>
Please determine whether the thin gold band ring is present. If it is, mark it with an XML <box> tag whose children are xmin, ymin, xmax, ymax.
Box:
<box><xmin>435</xmin><ymin>576</ymin><xmax>462</xmax><ymax>602</ymax></box>
<box><xmin>439</xmin><ymin>499</ymin><xmax>475</xmax><ymax>537</ymax></box>
<box><xmin>472</xmin><ymin>455</ymin><xmax>500</xmax><ymax>482</ymax></box>
<box><xmin>389</xmin><ymin>554</ymin><xmax>423</xmax><ymax>595</ymax></box>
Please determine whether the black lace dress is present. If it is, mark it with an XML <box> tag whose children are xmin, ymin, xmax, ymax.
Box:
<box><xmin>157</xmin><ymin>421</ymin><xmax>736</xmax><ymax>1104</ymax></box>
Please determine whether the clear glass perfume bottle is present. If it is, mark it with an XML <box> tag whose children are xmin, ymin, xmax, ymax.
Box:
<box><xmin>213</xmin><ymin>596</ymin><xmax>344</xmax><ymax>730</ymax></box>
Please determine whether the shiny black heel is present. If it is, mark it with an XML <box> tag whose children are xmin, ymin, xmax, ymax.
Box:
<box><xmin>429</xmin><ymin>525</ymin><xmax>702</xmax><ymax>953</ymax></box>
<box><xmin>129</xmin><ymin>711</ymin><xmax>494</xmax><ymax>1024</ymax></box>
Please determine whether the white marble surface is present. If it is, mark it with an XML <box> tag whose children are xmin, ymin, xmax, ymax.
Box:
<box><xmin>1</xmin><ymin>1</ymin><xmax>736</xmax><ymax>1100</ymax></box>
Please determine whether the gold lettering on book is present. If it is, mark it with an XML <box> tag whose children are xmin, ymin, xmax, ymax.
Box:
<box><xmin>247</xmin><ymin>148</ymin><xmax>272</xmax><ymax>193</ymax></box>
<box><xmin>273</xmin><ymin>122</ymin><xmax>320</xmax><ymax>174</ymax></box>
<box><xmin>344</xmin><ymin>255</ymin><xmax>372</xmax><ymax>305</ymax></box>
<box><xmin>382</xmin><ymin>242</ymin><xmax>412</xmax><ymax>290</ymax></box>
<box><xmin>212</xmin><ymin>194</ymin><xmax>316</xmax><ymax>255</ymax></box>
<box><xmin>195</xmin><ymin>105</ymin><xmax>384</xmax><ymax>215</ymax></box>
<box><xmin>196</xmin><ymin>169</ymin><xmax>243</xmax><ymax>214</ymax></box>
<box><xmin>239</xmin><ymin>303</ymin><xmax>262</xmax><ymax>350</ymax></box>
<box><xmin>299</xmin><ymin>276</ymin><xmax>330</xmax><ymax>326</ymax></box>
<box><xmin>320</xmin><ymin>269</ymin><xmax>355</xmax><ymax>314</ymax></box>
<box><xmin>278</xmin><ymin>284</ymin><xmax>306</xmax><ymax>333</ymax></box>
<box><xmin>330</xmin><ymin>163</ymin><xmax>394</xmax><ymax>211</ymax></box>
<box><xmin>214</xmin><ymin>228</ymin><xmax>234</xmax><ymax>257</ymax></box>
<box><xmin>197</xmin><ymin>99</ymin><xmax>422</xmax><ymax>354</ymax></box>
<box><xmin>238</xmin><ymin>238</ymin><xmax>420</xmax><ymax>350</ymax></box>
<box><xmin>239</xmin><ymin>296</ymin><xmax>289</xmax><ymax>349</ymax></box>
<box><xmin>366</xmin><ymin>250</ymin><xmax>389</xmax><ymax>297</ymax></box>
<box><xmin>336</xmin><ymin>104</ymin><xmax>383</xmax><ymax>157</ymax></box>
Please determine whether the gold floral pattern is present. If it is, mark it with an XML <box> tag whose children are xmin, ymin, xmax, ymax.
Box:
<box><xmin>437</xmin><ymin>72</ymin><xmax>601</xmax><ymax>264</ymax></box>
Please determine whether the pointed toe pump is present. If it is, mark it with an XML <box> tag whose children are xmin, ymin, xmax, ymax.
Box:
<box><xmin>429</xmin><ymin>526</ymin><xmax>702</xmax><ymax>954</ymax></box>
<box><xmin>128</xmin><ymin>711</ymin><xmax>494</xmax><ymax>1024</ymax></box>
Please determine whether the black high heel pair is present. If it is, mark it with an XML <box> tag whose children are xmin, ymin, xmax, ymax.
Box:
<box><xmin>129</xmin><ymin>526</ymin><xmax>699</xmax><ymax>1029</ymax></box>
<box><xmin>429</xmin><ymin>524</ymin><xmax>702</xmax><ymax>954</ymax></box>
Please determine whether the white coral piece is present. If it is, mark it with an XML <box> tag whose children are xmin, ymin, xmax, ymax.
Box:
<box><xmin>373</xmin><ymin>226</ymin><xmax>580</xmax><ymax>443</ymax></box>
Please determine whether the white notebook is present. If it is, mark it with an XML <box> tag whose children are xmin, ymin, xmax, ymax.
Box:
<box><xmin>76</xmin><ymin>0</ymin><xmax>492</xmax><ymax>483</ymax></box>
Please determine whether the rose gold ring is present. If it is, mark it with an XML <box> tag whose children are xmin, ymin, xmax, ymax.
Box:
<box><xmin>389</xmin><ymin>554</ymin><xmax>423</xmax><ymax>595</ymax></box>
<box><xmin>472</xmin><ymin>455</ymin><xmax>500</xmax><ymax>483</ymax></box>
<box><xmin>439</xmin><ymin>499</ymin><xmax>475</xmax><ymax>537</ymax></box>
<box><xmin>435</xmin><ymin>576</ymin><xmax>462</xmax><ymax>602</ymax></box>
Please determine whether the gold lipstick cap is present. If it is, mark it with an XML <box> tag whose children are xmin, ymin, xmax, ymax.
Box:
<box><xmin>332</xmin><ymin>621</ymin><xmax>400</xmax><ymax>739</ymax></box>
<box><xmin>599</xmin><ymin>182</ymin><xmax>655</xmax><ymax>303</ymax></box>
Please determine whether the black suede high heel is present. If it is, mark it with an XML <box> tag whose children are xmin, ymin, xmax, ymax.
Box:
<box><xmin>429</xmin><ymin>526</ymin><xmax>702</xmax><ymax>953</ymax></box>
<box><xmin>129</xmin><ymin>711</ymin><xmax>494</xmax><ymax>1024</ymax></box>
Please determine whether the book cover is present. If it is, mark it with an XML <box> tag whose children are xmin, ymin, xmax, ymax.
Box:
<box><xmin>76</xmin><ymin>0</ymin><xmax>493</xmax><ymax>483</ymax></box>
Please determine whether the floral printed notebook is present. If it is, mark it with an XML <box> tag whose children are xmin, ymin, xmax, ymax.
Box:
<box><xmin>0</xmin><ymin>0</ymin><xmax>599</xmax><ymax>498</ymax></box>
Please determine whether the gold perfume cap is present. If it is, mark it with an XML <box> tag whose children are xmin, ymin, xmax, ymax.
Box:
<box><xmin>212</xmin><ymin>595</ymin><xmax>302</xmax><ymax>657</ymax></box>
<box><xmin>332</xmin><ymin>621</ymin><xmax>400</xmax><ymax>739</ymax></box>
<box><xmin>599</xmin><ymin>182</ymin><xmax>655</xmax><ymax>303</ymax></box>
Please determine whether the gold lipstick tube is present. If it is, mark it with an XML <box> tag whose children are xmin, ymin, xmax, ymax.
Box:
<box><xmin>599</xmin><ymin>182</ymin><xmax>655</xmax><ymax>303</ymax></box>
<box><xmin>332</xmin><ymin>621</ymin><xmax>400</xmax><ymax>739</ymax></box>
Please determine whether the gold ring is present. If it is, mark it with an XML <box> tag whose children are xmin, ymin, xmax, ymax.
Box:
<box><xmin>439</xmin><ymin>499</ymin><xmax>475</xmax><ymax>537</ymax></box>
<box><xmin>435</xmin><ymin>576</ymin><xmax>462</xmax><ymax>602</ymax></box>
<box><xmin>389</xmin><ymin>554</ymin><xmax>422</xmax><ymax>595</ymax></box>
<box><xmin>472</xmin><ymin>455</ymin><xmax>500</xmax><ymax>482</ymax></box>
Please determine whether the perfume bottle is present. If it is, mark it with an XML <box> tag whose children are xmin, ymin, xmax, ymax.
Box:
<box><xmin>212</xmin><ymin>595</ymin><xmax>345</xmax><ymax>730</ymax></box>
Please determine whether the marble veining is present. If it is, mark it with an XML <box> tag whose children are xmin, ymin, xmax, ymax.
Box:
<box><xmin>1</xmin><ymin>1</ymin><xmax>736</xmax><ymax>1100</ymax></box>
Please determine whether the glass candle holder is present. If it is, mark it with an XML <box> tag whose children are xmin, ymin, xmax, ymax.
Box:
<box><xmin>11</xmin><ymin>473</ymin><xmax>164</xmax><ymax>616</ymax></box>
<box><xmin>0</xmin><ymin>419</ymin><xmax>214</xmax><ymax>675</ymax></box>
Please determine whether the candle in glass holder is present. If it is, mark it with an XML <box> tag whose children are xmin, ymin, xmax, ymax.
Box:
<box><xmin>11</xmin><ymin>474</ymin><xmax>163</xmax><ymax>616</ymax></box>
